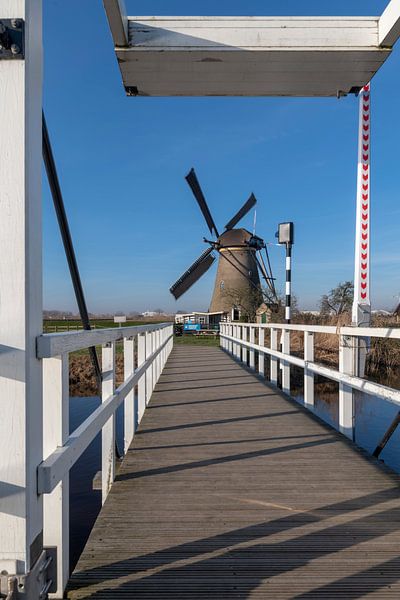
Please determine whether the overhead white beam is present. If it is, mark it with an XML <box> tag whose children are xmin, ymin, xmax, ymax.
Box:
<box><xmin>103</xmin><ymin>0</ymin><xmax>128</xmax><ymax>46</ymax></box>
<box><xmin>379</xmin><ymin>0</ymin><xmax>400</xmax><ymax>46</ymax></box>
<box><xmin>113</xmin><ymin>16</ymin><xmax>391</xmax><ymax>97</ymax></box>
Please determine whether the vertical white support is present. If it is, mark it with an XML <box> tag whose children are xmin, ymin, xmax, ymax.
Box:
<box><xmin>220</xmin><ymin>324</ymin><xmax>224</xmax><ymax>349</ymax></box>
<box><xmin>145</xmin><ymin>331</ymin><xmax>153</xmax><ymax>406</ymax></box>
<box><xmin>228</xmin><ymin>324</ymin><xmax>233</xmax><ymax>354</ymax></box>
<box><xmin>242</xmin><ymin>326</ymin><xmax>248</xmax><ymax>364</ymax></box>
<box><xmin>258</xmin><ymin>328</ymin><xmax>265</xmax><ymax>377</ymax></box>
<box><xmin>352</xmin><ymin>83</ymin><xmax>371</xmax><ymax>328</ymax></box>
<box><xmin>43</xmin><ymin>355</ymin><xmax>69</xmax><ymax>596</ymax></box>
<box><xmin>234</xmin><ymin>325</ymin><xmax>239</xmax><ymax>359</ymax></box>
<box><xmin>152</xmin><ymin>331</ymin><xmax>157</xmax><ymax>392</ymax></box>
<box><xmin>237</xmin><ymin>326</ymin><xmax>243</xmax><ymax>361</ymax></box>
<box><xmin>339</xmin><ymin>335</ymin><xmax>355</xmax><ymax>440</ymax></box>
<box><xmin>102</xmin><ymin>342</ymin><xmax>115</xmax><ymax>504</ymax></box>
<box><xmin>304</xmin><ymin>331</ymin><xmax>315</xmax><ymax>409</ymax></box>
<box><xmin>249</xmin><ymin>327</ymin><xmax>255</xmax><ymax>370</ymax></box>
<box><xmin>138</xmin><ymin>333</ymin><xmax>146</xmax><ymax>420</ymax></box>
<box><xmin>270</xmin><ymin>328</ymin><xmax>278</xmax><ymax>385</ymax></box>
<box><xmin>156</xmin><ymin>329</ymin><xmax>161</xmax><ymax>380</ymax></box>
<box><xmin>281</xmin><ymin>330</ymin><xmax>291</xmax><ymax>395</ymax></box>
<box><xmin>0</xmin><ymin>0</ymin><xmax>44</xmax><ymax>578</ymax></box>
<box><xmin>124</xmin><ymin>336</ymin><xmax>135</xmax><ymax>454</ymax></box>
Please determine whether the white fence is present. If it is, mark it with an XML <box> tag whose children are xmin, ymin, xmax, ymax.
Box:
<box><xmin>37</xmin><ymin>322</ymin><xmax>173</xmax><ymax>596</ymax></box>
<box><xmin>220</xmin><ymin>322</ymin><xmax>400</xmax><ymax>440</ymax></box>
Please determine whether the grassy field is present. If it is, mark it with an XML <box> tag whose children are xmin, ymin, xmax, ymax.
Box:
<box><xmin>174</xmin><ymin>334</ymin><xmax>220</xmax><ymax>347</ymax></box>
<box><xmin>43</xmin><ymin>319</ymin><xmax>171</xmax><ymax>332</ymax></box>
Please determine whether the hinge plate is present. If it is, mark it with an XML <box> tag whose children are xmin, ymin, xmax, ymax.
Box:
<box><xmin>0</xmin><ymin>551</ymin><xmax>52</xmax><ymax>599</ymax></box>
<box><xmin>0</xmin><ymin>19</ymin><xmax>24</xmax><ymax>60</ymax></box>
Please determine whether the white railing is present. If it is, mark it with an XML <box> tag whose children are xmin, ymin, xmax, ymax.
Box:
<box><xmin>37</xmin><ymin>322</ymin><xmax>173</xmax><ymax>596</ymax></box>
<box><xmin>221</xmin><ymin>322</ymin><xmax>400</xmax><ymax>439</ymax></box>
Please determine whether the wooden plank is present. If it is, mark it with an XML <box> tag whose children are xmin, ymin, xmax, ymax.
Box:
<box><xmin>67</xmin><ymin>346</ymin><xmax>400</xmax><ymax>599</ymax></box>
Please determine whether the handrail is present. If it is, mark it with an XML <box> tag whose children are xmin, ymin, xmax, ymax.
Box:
<box><xmin>38</xmin><ymin>321</ymin><xmax>174</xmax><ymax>595</ymax></box>
<box><xmin>231</xmin><ymin>322</ymin><xmax>400</xmax><ymax>338</ymax></box>
<box><xmin>38</xmin><ymin>331</ymin><xmax>172</xmax><ymax>494</ymax></box>
<box><xmin>37</xmin><ymin>322</ymin><xmax>172</xmax><ymax>357</ymax></box>
<box><xmin>220</xmin><ymin>322</ymin><xmax>400</xmax><ymax>441</ymax></box>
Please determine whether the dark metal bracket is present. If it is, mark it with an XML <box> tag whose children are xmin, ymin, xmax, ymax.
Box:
<box><xmin>0</xmin><ymin>19</ymin><xmax>24</xmax><ymax>59</ymax></box>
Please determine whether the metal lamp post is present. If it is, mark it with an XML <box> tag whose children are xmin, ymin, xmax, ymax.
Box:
<box><xmin>277</xmin><ymin>222</ymin><xmax>295</xmax><ymax>324</ymax></box>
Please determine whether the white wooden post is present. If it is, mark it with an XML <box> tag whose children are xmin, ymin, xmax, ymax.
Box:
<box><xmin>220</xmin><ymin>324</ymin><xmax>224</xmax><ymax>349</ymax></box>
<box><xmin>102</xmin><ymin>342</ymin><xmax>115</xmax><ymax>503</ymax></box>
<box><xmin>249</xmin><ymin>327</ymin><xmax>255</xmax><ymax>370</ymax></box>
<box><xmin>242</xmin><ymin>326</ymin><xmax>248</xmax><ymax>364</ymax></box>
<box><xmin>43</xmin><ymin>355</ymin><xmax>69</xmax><ymax>596</ymax></box>
<box><xmin>270</xmin><ymin>328</ymin><xmax>278</xmax><ymax>385</ymax></box>
<box><xmin>258</xmin><ymin>328</ymin><xmax>265</xmax><ymax>377</ymax></box>
<box><xmin>145</xmin><ymin>331</ymin><xmax>153</xmax><ymax>406</ymax></box>
<box><xmin>124</xmin><ymin>336</ymin><xmax>135</xmax><ymax>454</ymax></box>
<box><xmin>0</xmin><ymin>0</ymin><xmax>44</xmax><ymax>579</ymax></box>
<box><xmin>138</xmin><ymin>333</ymin><xmax>146</xmax><ymax>420</ymax></box>
<box><xmin>228</xmin><ymin>324</ymin><xmax>233</xmax><ymax>354</ymax></box>
<box><xmin>304</xmin><ymin>331</ymin><xmax>315</xmax><ymax>409</ymax></box>
<box><xmin>282</xmin><ymin>330</ymin><xmax>291</xmax><ymax>395</ymax></box>
<box><xmin>339</xmin><ymin>334</ymin><xmax>355</xmax><ymax>439</ymax></box>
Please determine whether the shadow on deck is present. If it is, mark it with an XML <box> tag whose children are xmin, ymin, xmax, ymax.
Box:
<box><xmin>67</xmin><ymin>345</ymin><xmax>400</xmax><ymax>599</ymax></box>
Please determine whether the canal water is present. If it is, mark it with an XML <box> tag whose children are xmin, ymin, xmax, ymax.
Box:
<box><xmin>69</xmin><ymin>387</ymin><xmax>400</xmax><ymax>571</ymax></box>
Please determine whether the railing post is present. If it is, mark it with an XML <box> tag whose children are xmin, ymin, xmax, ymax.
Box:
<box><xmin>228</xmin><ymin>323</ymin><xmax>233</xmax><ymax>354</ymax></box>
<box><xmin>249</xmin><ymin>326</ymin><xmax>255</xmax><ymax>370</ymax></box>
<box><xmin>242</xmin><ymin>325</ymin><xmax>248</xmax><ymax>364</ymax></box>
<box><xmin>234</xmin><ymin>325</ymin><xmax>240</xmax><ymax>359</ymax></box>
<box><xmin>258</xmin><ymin>327</ymin><xmax>265</xmax><ymax>377</ymax></box>
<box><xmin>43</xmin><ymin>355</ymin><xmax>69</xmax><ymax>596</ymax></box>
<box><xmin>102</xmin><ymin>342</ymin><xmax>116</xmax><ymax>504</ymax></box>
<box><xmin>304</xmin><ymin>331</ymin><xmax>315</xmax><ymax>409</ymax></box>
<box><xmin>0</xmin><ymin>0</ymin><xmax>44</xmax><ymax>581</ymax></box>
<box><xmin>138</xmin><ymin>333</ymin><xmax>146</xmax><ymax>419</ymax></box>
<box><xmin>270</xmin><ymin>328</ymin><xmax>278</xmax><ymax>385</ymax></box>
<box><xmin>145</xmin><ymin>330</ymin><xmax>153</xmax><ymax>407</ymax></box>
<box><xmin>339</xmin><ymin>334</ymin><xmax>355</xmax><ymax>439</ymax></box>
<box><xmin>281</xmin><ymin>329</ymin><xmax>291</xmax><ymax>395</ymax></box>
<box><xmin>124</xmin><ymin>336</ymin><xmax>135</xmax><ymax>454</ymax></box>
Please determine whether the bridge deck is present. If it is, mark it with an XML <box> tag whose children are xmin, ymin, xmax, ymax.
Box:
<box><xmin>67</xmin><ymin>345</ymin><xmax>400</xmax><ymax>599</ymax></box>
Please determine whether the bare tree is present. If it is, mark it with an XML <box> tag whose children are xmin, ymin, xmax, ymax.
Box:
<box><xmin>320</xmin><ymin>281</ymin><xmax>354</xmax><ymax>316</ymax></box>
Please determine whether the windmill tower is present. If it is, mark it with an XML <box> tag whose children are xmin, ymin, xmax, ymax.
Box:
<box><xmin>170</xmin><ymin>169</ymin><xmax>276</xmax><ymax>315</ymax></box>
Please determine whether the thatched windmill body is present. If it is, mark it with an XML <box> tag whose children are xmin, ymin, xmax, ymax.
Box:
<box><xmin>170</xmin><ymin>169</ymin><xmax>276</xmax><ymax>314</ymax></box>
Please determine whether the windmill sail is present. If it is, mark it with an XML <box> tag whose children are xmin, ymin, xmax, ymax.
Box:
<box><xmin>186</xmin><ymin>169</ymin><xmax>219</xmax><ymax>237</ymax></box>
<box><xmin>225</xmin><ymin>193</ymin><xmax>257</xmax><ymax>231</ymax></box>
<box><xmin>170</xmin><ymin>248</ymin><xmax>216</xmax><ymax>300</ymax></box>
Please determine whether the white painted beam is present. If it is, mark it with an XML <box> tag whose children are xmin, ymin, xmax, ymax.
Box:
<box><xmin>379</xmin><ymin>0</ymin><xmax>400</xmax><ymax>46</ymax></box>
<box><xmin>37</xmin><ymin>322</ymin><xmax>171</xmax><ymax>358</ymax></box>
<box><xmin>43</xmin><ymin>355</ymin><xmax>69</xmax><ymax>596</ymax></box>
<box><xmin>0</xmin><ymin>0</ymin><xmax>43</xmax><ymax>577</ymax></box>
<box><xmin>104</xmin><ymin>0</ymin><xmax>128</xmax><ymax>46</ymax></box>
<box><xmin>112</xmin><ymin>16</ymin><xmax>391</xmax><ymax>97</ymax></box>
<box><xmin>102</xmin><ymin>343</ymin><xmax>116</xmax><ymax>504</ymax></box>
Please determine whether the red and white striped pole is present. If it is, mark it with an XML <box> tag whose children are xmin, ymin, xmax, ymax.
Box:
<box><xmin>352</xmin><ymin>83</ymin><xmax>372</xmax><ymax>327</ymax></box>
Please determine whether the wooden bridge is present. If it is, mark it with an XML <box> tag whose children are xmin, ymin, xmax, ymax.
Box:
<box><xmin>66</xmin><ymin>340</ymin><xmax>400</xmax><ymax>599</ymax></box>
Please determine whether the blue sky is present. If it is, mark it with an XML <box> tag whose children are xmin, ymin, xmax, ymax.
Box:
<box><xmin>43</xmin><ymin>1</ymin><xmax>400</xmax><ymax>313</ymax></box>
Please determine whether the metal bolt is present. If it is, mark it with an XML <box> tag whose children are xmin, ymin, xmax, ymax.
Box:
<box><xmin>11</xmin><ymin>19</ymin><xmax>21</xmax><ymax>29</ymax></box>
<box><xmin>11</xmin><ymin>44</ymin><xmax>20</xmax><ymax>55</ymax></box>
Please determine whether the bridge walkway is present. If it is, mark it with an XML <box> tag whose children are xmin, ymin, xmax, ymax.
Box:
<box><xmin>67</xmin><ymin>345</ymin><xmax>400</xmax><ymax>599</ymax></box>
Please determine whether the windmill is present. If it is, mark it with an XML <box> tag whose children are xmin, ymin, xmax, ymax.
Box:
<box><xmin>170</xmin><ymin>169</ymin><xmax>276</xmax><ymax>315</ymax></box>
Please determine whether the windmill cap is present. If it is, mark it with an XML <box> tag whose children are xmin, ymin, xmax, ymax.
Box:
<box><xmin>218</xmin><ymin>228</ymin><xmax>255</xmax><ymax>248</ymax></box>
